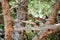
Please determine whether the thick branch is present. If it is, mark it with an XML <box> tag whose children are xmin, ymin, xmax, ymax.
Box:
<box><xmin>39</xmin><ymin>23</ymin><xmax>60</xmax><ymax>40</ymax></box>
<box><xmin>46</xmin><ymin>0</ymin><xmax>60</xmax><ymax>24</ymax></box>
<box><xmin>39</xmin><ymin>29</ymin><xmax>57</xmax><ymax>40</ymax></box>
<box><xmin>32</xmin><ymin>23</ymin><xmax>60</xmax><ymax>40</ymax></box>
<box><xmin>14</xmin><ymin>23</ymin><xmax>60</xmax><ymax>31</ymax></box>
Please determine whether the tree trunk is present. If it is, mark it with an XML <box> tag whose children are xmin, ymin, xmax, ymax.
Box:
<box><xmin>13</xmin><ymin>0</ymin><xmax>28</xmax><ymax>40</ymax></box>
<box><xmin>18</xmin><ymin>0</ymin><xmax>28</xmax><ymax>40</ymax></box>
<box><xmin>2</xmin><ymin>0</ymin><xmax>13</xmax><ymax>40</ymax></box>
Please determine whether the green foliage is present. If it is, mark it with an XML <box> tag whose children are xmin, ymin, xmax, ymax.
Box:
<box><xmin>0</xmin><ymin>24</ymin><xmax>4</xmax><ymax>30</ymax></box>
<box><xmin>27</xmin><ymin>32</ymin><xmax>35</xmax><ymax>40</ymax></box>
<box><xmin>11</xmin><ymin>9</ymin><xmax>17</xmax><ymax>19</ymax></box>
<box><xmin>0</xmin><ymin>4</ymin><xmax>4</xmax><ymax>30</ymax></box>
<box><xmin>28</xmin><ymin>0</ymin><xmax>56</xmax><ymax>18</ymax></box>
<box><xmin>0</xmin><ymin>6</ymin><xmax>2</xmax><ymax>13</ymax></box>
<box><xmin>0</xmin><ymin>16</ymin><xmax>4</xmax><ymax>30</ymax></box>
<box><xmin>0</xmin><ymin>0</ymin><xmax>59</xmax><ymax>40</ymax></box>
<box><xmin>46</xmin><ymin>31</ymin><xmax>60</xmax><ymax>40</ymax></box>
<box><xmin>9</xmin><ymin>0</ymin><xmax>17</xmax><ymax>6</ymax></box>
<box><xmin>9</xmin><ymin>0</ymin><xmax>17</xmax><ymax>19</ymax></box>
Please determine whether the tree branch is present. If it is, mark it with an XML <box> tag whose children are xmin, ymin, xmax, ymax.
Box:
<box><xmin>32</xmin><ymin>23</ymin><xmax>60</xmax><ymax>40</ymax></box>
<box><xmin>26</xmin><ymin>14</ymin><xmax>46</xmax><ymax>23</ymax></box>
<box><xmin>46</xmin><ymin>0</ymin><xmax>60</xmax><ymax>24</ymax></box>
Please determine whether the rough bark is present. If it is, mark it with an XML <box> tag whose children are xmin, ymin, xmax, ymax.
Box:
<box><xmin>18</xmin><ymin>0</ymin><xmax>28</xmax><ymax>40</ymax></box>
<box><xmin>13</xmin><ymin>0</ymin><xmax>28</xmax><ymax>40</ymax></box>
<box><xmin>39</xmin><ymin>29</ymin><xmax>57</xmax><ymax>40</ymax></box>
<box><xmin>32</xmin><ymin>0</ymin><xmax>60</xmax><ymax>40</ymax></box>
<box><xmin>38</xmin><ymin>0</ymin><xmax>60</xmax><ymax>40</ymax></box>
<box><xmin>32</xmin><ymin>23</ymin><xmax>60</xmax><ymax>40</ymax></box>
<box><xmin>2</xmin><ymin>0</ymin><xmax>13</xmax><ymax>40</ymax></box>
